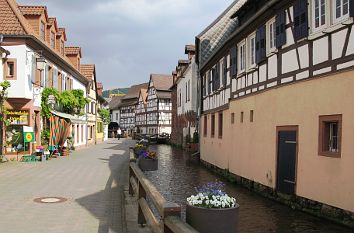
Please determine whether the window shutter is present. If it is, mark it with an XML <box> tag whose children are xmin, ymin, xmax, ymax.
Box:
<box><xmin>215</xmin><ymin>63</ymin><xmax>220</xmax><ymax>90</ymax></box>
<box><xmin>223</xmin><ymin>56</ymin><xmax>227</xmax><ymax>86</ymax></box>
<box><xmin>203</xmin><ymin>76</ymin><xmax>206</xmax><ymax>96</ymax></box>
<box><xmin>293</xmin><ymin>0</ymin><xmax>308</xmax><ymax>41</ymax></box>
<box><xmin>350</xmin><ymin>0</ymin><xmax>354</xmax><ymax>17</ymax></box>
<box><xmin>256</xmin><ymin>25</ymin><xmax>266</xmax><ymax>64</ymax></box>
<box><xmin>211</xmin><ymin>67</ymin><xmax>216</xmax><ymax>92</ymax></box>
<box><xmin>276</xmin><ymin>10</ymin><xmax>286</xmax><ymax>47</ymax></box>
<box><xmin>208</xmin><ymin>71</ymin><xmax>211</xmax><ymax>94</ymax></box>
<box><xmin>230</xmin><ymin>47</ymin><xmax>237</xmax><ymax>77</ymax></box>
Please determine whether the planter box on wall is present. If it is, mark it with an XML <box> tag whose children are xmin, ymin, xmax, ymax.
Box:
<box><xmin>186</xmin><ymin>204</ymin><xmax>239</xmax><ymax>233</ymax></box>
<box><xmin>138</xmin><ymin>158</ymin><xmax>158</xmax><ymax>171</ymax></box>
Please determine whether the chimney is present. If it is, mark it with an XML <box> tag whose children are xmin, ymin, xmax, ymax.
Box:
<box><xmin>185</xmin><ymin>44</ymin><xmax>196</xmax><ymax>60</ymax></box>
<box><xmin>97</xmin><ymin>82</ymin><xmax>103</xmax><ymax>96</ymax></box>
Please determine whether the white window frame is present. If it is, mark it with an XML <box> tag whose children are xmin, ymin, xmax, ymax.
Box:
<box><xmin>248</xmin><ymin>33</ymin><xmax>256</xmax><ymax>69</ymax></box>
<box><xmin>266</xmin><ymin>18</ymin><xmax>277</xmax><ymax>54</ymax></box>
<box><xmin>312</xmin><ymin>0</ymin><xmax>327</xmax><ymax>32</ymax></box>
<box><xmin>332</xmin><ymin>0</ymin><xmax>350</xmax><ymax>24</ymax></box>
<box><xmin>237</xmin><ymin>40</ymin><xmax>246</xmax><ymax>74</ymax></box>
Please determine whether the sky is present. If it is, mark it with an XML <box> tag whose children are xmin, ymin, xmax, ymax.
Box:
<box><xmin>18</xmin><ymin>0</ymin><xmax>233</xmax><ymax>90</ymax></box>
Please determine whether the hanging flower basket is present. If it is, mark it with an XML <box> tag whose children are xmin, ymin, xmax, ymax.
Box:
<box><xmin>186</xmin><ymin>181</ymin><xmax>239</xmax><ymax>233</ymax></box>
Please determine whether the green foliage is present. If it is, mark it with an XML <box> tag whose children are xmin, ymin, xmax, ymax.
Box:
<box><xmin>41</xmin><ymin>129</ymin><xmax>50</xmax><ymax>145</ymax></box>
<box><xmin>41</xmin><ymin>88</ymin><xmax>89</xmax><ymax>116</ymax></box>
<box><xmin>0</xmin><ymin>80</ymin><xmax>11</xmax><ymax>90</ymax></box>
<box><xmin>192</xmin><ymin>131</ymin><xmax>199</xmax><ymax>143</ymax></box>
<box><xmin>41</xmin><ymin>88</ymin><xmax>60</xmax><ymax>118</ymax></box>
<box><xmin>98</xmin><ymin>108</ymin><xmax>110</xmax><ymax>124</ymax></box>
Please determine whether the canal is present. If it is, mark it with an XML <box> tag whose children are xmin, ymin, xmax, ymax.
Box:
<box><xmin>143</xmin><ymin>144</ymin><xmax>353</xmax><ymax>233</ymax></box>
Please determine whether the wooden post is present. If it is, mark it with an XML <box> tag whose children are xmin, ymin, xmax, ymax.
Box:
<box><xmin>129</xmin><ymin>165</ymin><xmax>134</xmax><ymax>195</ymax></box>
<box><xmin>138</xmin><ymin>181</ymin><xmax>147</xmax><ymax>225</ymax></box>
<box><xmin>163</xmin><ymin>202</ymin><xmax>181</xmax><ymax>233</ymax></box>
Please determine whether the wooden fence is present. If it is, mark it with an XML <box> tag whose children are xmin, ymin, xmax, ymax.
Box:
<box><xmin>129</xmin><ymin>148</ymin><xmax>198</xmax><ymax>233</ymax></box>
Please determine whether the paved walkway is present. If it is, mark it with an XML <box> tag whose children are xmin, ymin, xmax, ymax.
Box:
<box><xmin>0</xmin><ymin>138</ymin><xmax>134</xmax><ymax>233</ymax></box>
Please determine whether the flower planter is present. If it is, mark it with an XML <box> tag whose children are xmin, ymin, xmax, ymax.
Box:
<box><xmin>137</xmin><ymin>157</ymin><xmax>158</xmax><ymax>171</ymax></box>
<box><xmin>134</xmin><ymin>148</ymin><xmax>146</xmax><ymax>158</ymax></box>
<box><xmin>186</xmin><ymin>204</ymin><xmax>239</xmax><ymax>233</ymax></box>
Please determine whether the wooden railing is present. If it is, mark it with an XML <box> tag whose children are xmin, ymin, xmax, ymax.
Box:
<box><xmin>129</xmin><ymin>148</ymin><xmax>198</xmax><ymax>233</ymax></box>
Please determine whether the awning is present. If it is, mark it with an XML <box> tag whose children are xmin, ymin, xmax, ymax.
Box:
<box><xmin>51</xmin><ymin>110</ymin><xmax>86</xmax><ymax>124</ymax></box>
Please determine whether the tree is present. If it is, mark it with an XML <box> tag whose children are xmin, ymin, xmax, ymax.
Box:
<box><xmin>98</xmin><ymin>108</ymin><xmax>110</xmax><ymax>125</ymax></box>
<box><xmin>0</xmin><ymin>81</ymin><xmax>11</xmax><ymax>156</ymax></box>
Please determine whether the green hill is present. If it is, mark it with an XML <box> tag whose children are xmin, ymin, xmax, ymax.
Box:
<box><xmin>102</xmin><ymin>88</ymin><xmax>129</xmax><ymax>98</ymax></box>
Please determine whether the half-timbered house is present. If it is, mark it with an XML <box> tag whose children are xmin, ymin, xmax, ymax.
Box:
<box><xmin>197</xmin><ymin>0</ymin><xmax>354</xmax><ymax>222</ymax></box>
<box><xmin>119</xmin><ymin>83</ymin><xmax>148</xmax><ymax>135</ymax></box>
<box><xmin>146</xmin><ymin>74</ymin><xmax>173</xmax><ymax>135</ymax></box>
<box><xmin>170</xmin><ymin>45</ymin><xmax>198</xmax><ymax>147</ymax></box>
<box><xmin>135</xmin><ymin>88</ymin><xmax>147</xmax><ymax>134</ymax></box>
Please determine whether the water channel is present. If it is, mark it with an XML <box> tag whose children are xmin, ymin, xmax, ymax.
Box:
<box><xmin>143</xmin><ymin>144</ymin><xmax>353</xmax><ymax>233</ymax></box>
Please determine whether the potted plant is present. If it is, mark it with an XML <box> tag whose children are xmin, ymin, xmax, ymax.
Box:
<box><xmin>186</xmin><ymin>181</ymin><xmax>239</xmax><ymax>233</ymax></box>
<box><xmin>133</xmin><ymin>143</ymin><xmax>146</xmax><ymax>157</ymax></box>
<box><xmin>137</xmin><ymin>150</ymin><xmax>158</xmax><ymax>171</ymax></box>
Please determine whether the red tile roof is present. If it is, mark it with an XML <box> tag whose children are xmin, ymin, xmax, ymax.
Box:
<box><xmin>18</xmin><ymin>5</ymin><xmax>48</xmax><ymax>20</ymax></box>
<box><xmin>0</xmin><ymin>0</ymin><xmax>32</xmax><ymax>35</ymax></box>
<box><xmin>80</xmin><ymin>64</ymin><xmax>95</xmax><ymax>80</ymax></box>
<box><xmin>57</xmin><ymin>28</ymin><xmax>67</xmax><ymax>41</ymax></box>
<box><xmin>151</xmin><ymin>74</ymin><xmax>173</xmax><ymax>91</ymax></box>
<box><xmin>48</xmin><ymin>17</ymin><xmax>58</xmax><ymax>31</ymax></box>
<box><xmin>65</xmin><ymin>46</ymin><xmax>82</xmax><ymax>57</ymax></box>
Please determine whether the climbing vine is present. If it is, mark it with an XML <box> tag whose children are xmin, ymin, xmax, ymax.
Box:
<box><xmin>98</xmin><ymin>108</ymin><xmax>110</xmax><ymax>125</ymax></box>
<box><xmin>41</xmin><ymin>88</ymin><xmax>90</xmax><ymax>117</ymax></box>
<box><xmin>0</xmin><ymin>80</ymin><xmax>11</xmax><ymax>156</ymax></box>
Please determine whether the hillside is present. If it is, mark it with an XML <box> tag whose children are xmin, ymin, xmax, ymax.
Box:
<box><xmin>102</xmin><ymin>88</ymin><xmax>129</xmax><ymax>98</ymax></box>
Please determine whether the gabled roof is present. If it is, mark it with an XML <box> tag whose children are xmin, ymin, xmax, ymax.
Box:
<box><xmin>48</xmin><ymin>17</ymin><xmax>58</xmax><ymax>31</ymax></box>
<box><xmin>18</xmin><ymin>5</ymin><xmax>48</xmax><ymax>21</ymax></box>
<box><xmin>123</xmin><ymin>83</ymin><xmax>148</xmax><ymax>100</ymax></box>
<box><xmin>109</xmin><ymin>96</ymin><xmax>123</xmax><ymax>110</ymax></box>
<box><xmin>150</xmin><ymin>74</ymin><xmax>173</xmax><ymax>91</ymax></box>
<box><xmin>185</xmin><ymin>44</ymin><xmax>196</xmax><ymax>54</ymax></box>
<box><xmin>197</xmin><ymin>0</ymin><xmax>248</xmax><ymax>69</ymax></box>
<box><xmin>65</xmin><ymin>46</ymin><xmax>82</xmax><ymax>57</ymax></box>
<box><xmin>138</xmin><ymin>89</ymin><xmax>147</xmax><ymax>105</ymax></box>
<box><xmin>80</xmin><ymin>64</ymin><xmax>95</xmax><ymax>80</ymax></box>
<box><xmin>0</xmin><ymin>0</ymin><xmax>33</xmax><ymax>35</ymax></box>
<box><xmin>57</xmin><ymin>28</ymin><xmax>67</xmax><ymax>41</ymax></box>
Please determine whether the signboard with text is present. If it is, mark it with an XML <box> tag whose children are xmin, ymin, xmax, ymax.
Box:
<box><xmin>8</xmin><ymin>110</ymin><xmax>29</xmax><ymax>125</ymax></box>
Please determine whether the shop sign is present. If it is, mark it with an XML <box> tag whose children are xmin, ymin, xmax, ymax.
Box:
<box><xmin>24</xmin><ymin>132</ymin><xmax>35</xmax><ymax>142</ymax></box>
<box><xmin>8</xmin><ymin>110</ymin><xmax>29</xmax><ymax>125</ymax></box>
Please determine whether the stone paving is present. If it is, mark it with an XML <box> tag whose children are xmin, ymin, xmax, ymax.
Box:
<box><xmin>0</xmin><ymin>138</ymin><xmax>140</xmax><ymax>233</ymax></box>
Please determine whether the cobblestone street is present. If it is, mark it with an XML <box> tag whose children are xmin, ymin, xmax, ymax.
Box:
<box><xmin>0</xmin><ymin>139</ymin><xmax>133</xmax><ymax>233</ymax></box>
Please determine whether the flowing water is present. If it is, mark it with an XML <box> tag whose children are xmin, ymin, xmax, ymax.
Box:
<box><xmin>143</xmin><ymin>144</ymin><xmax>353</xmax><ymax>233</ymax></box>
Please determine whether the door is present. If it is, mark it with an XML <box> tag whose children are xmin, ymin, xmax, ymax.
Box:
<box><xmin>276</xmin><ymin>127</ymin><xmax>297</xmax><ymax>195</ymax></box>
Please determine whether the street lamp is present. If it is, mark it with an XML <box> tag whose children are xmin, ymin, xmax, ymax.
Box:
<box><xmin>36</xmin><ymin>56</ymin><xmax>46</xmax><ymax>71</ymax></box>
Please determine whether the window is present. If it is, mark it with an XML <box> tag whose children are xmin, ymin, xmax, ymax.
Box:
<box><xmin>267</xmin><ymin>18</ymin><xmax>276</xmax><ymax>53</ymax></box>
<box><xmin>222</xmin><ymin>56</ymin><xmax>227</xmax><ymax>86</ymax></box>
<box><xmin>53</xmin><ymin>69</ymin><xmax>58</xmax><ymax>88</ymax></box>
<box><xmin>248</xmin><ymin>34</ymin><xmax>256</xmax><ymax>68</ymax></box>
<box><xmin>319</xmin><ymin>115</ymin><xmax>342</xmax><ymax>157</ymax></box>
<box><xmin>218</xmin><ymin>112</ymin><xmax>223</xmax><ymax>138</ymax></box>
<box><xmin>231</xmin><ymin>113</ymin><xmax>235</xmax><ymax>124</ymax></box>
<box><xmin>240</xmin><ymin>111</ymin><xmax>244</xmax><ymax>123</ymax></box>
<box><xmin>40</xmin><ymin>21</ymin><xmax>45</xmax><ymax>40</ymax></box>
<box><xmin>4</xmin><ymin>59</ymin><xmax>17</xmax><ymax>80</ymax></box>
<box><xmin>188</xmin><ymin>80</ymin><xmax>190</xmax><ymax>101</ymax></box>
<box><xmin>250</xmin><ymin>110</ymin><xmax>254</xmax><ymax>122</ymax></box>
<box><xmin>230</xmin><ymin>47</ymin><xmax>237</xmax><ymax>77</ymax></box>
<box><xmin>50</xmin><ymin>31</ymin><xmax>55</xmax><ymax>49</ymax></box>
<box><xmin>211</xmin><ymin>114</ymin><xmax>215</xmax><ymax>137</ymax></box>
<box><xmin>185</xmin><ymin>82</ymin><xmax>188</xmax><ymax>103</ymax></box>
<box><xmin>333</xmin><ymin>0</ymin><xmax>350</xmax><ymax>23</ymax></box>
<box><xmin>312</xmin><ymin>0</ymin><xmax>326</xmax><ymax>31</ymax></box>
<box><xmin>81</xmin><ymin>125</ymin><xmax>84</xmax><ymax>143</ymax></box>
<box><xmin>238</xmin><ymin>41</ymin><xmax>246</xmax><ymax>73</ymax></box>
<box><xmin>116</xmin><ymin>113</ymin><xmax>119</xmax><ymax>120</ymax></box>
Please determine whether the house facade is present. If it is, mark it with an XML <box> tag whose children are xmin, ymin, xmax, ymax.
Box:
<box><xmin>197</xmin><ymin>0</ymin><xmax>354</xmax><ymax>219</ymax></box>
<box><xmin>135</xmin><ymin>88</ymin><xmax>147</xmax><ymax>134</ymax></box>
<box><xmin>81</xmin><ymin>64</ymin><xmax>97</xmax><ymax>146</ymax></box>
<box><xmin>146</xmin><ymin>74</ymin><xmax>173</xmax><ymax>135</ymax></box>
<box><xmin>171</xmin><ymin>45</ymin><xmax>198</xmax><ymax>147</ymax></box>
<box><xmin>0</xmin><ymin>0</ymin><xmax>91</xmax><ymax>158</ymax></box>
<box><xmin>119</xmin><ymin>83</ymin><xmax>148</xmax><ymax>135</ymax></box>
<box><xmin>108</xmin><ymin>96</ymin><xmax>123</xmax><ymax>137</ymax></box>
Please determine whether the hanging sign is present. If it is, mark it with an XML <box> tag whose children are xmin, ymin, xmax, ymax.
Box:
<box><xmin>24</xmin><ymin>132</ymin><xmax>35</xmax><ymax>143</ymax></box>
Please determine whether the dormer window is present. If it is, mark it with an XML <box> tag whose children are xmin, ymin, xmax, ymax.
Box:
<box><xmin>40</xmin><ymin>21</ymin><xmax>45</xmax><ymax>40</ymax></box>
<box><xmin>50</xmin><ymin>31</ymin><xmax>55</xmax><ymax>49</ymax></box>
